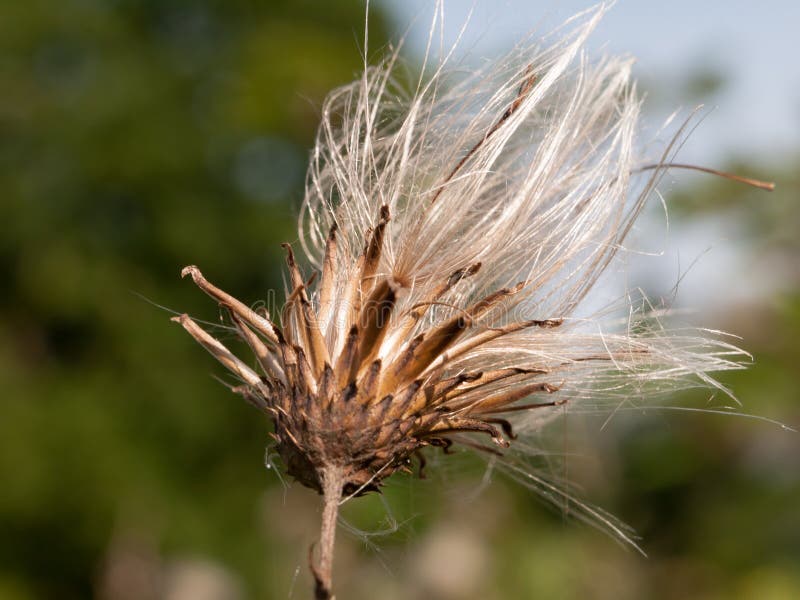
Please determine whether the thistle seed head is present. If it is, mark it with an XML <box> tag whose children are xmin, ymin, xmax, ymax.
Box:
<box><xmin>173</xmin><ymin>4</ymin><xmax>747</xmax><ymax>504</ymax></box>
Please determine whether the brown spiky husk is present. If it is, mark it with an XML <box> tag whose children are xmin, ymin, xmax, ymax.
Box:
<box><xmin>174</xmin><ymin>205</ymin><xmax>564</xmax><ymax>499</ymax></box>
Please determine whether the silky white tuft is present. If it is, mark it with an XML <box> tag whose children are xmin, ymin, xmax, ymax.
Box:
<box><xmin>299</xmin><ymin>2</ymin><xmax>744</xmax><ymax>433</ymax></box>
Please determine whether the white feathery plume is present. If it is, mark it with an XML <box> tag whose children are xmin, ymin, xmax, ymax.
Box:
<box><xmin>299</xmin><ymin>3</ymin><xmax>742</xmax><ymax>429</ymax></box>
<box><xmin>173</xmin><ymin>4</ymin><xmax>771</xmax><ymax>597</ymax></box>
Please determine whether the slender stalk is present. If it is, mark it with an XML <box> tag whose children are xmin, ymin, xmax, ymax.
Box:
<box><xmin>313</xmin><ymin>466</ymin><xmax>343</xmax><ymax>600</ymax></box>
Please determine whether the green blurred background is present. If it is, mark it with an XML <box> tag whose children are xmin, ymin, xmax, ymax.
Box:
<box><xmin>1</xmin><ymin>1</ymin><xmax>797</xmax><ymax>599</ymax></box>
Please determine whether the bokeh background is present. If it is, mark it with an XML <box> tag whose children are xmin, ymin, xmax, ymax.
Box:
<box><xmin>1</xmin><ymin>1</ymin><xmax>797</xmax><ymax>599</ymax></box>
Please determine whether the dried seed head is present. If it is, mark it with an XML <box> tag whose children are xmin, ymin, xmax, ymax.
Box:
<box><xmin>173</xmin><ymin>2</ymin><xmax>749</xmax><ymax>527</ymax></box>
<box><xmin>175</xmin><ymin>223</ymin><xmax>559</xmax><ymax>498</ymax></box>
<box><xmin>169</xmin><ymin>6</ymin><xmax>774</xmax><ymax>596</ymax></box>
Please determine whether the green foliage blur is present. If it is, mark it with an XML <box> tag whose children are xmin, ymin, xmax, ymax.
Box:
<box><xmin>1</xmin><ymin>2</ymin><xmax>797</xmax><ymax>599</ymax></box>
<box><xmin>0</xmin><ymin>1</ymin><xmax>389</xmax><ymax>598</ymax></box>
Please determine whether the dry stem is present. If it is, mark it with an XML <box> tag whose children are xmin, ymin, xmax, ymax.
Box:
<box><xmin>313</xmin><ymin>466</ymin><xmax>343</xmax><ymax>600</ymax></box>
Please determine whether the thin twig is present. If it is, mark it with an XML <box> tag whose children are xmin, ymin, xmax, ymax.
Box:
<box><xmin>635</xmin><ymin>162</ymin><xmax>775</xmax><ymax>191</ymax></box>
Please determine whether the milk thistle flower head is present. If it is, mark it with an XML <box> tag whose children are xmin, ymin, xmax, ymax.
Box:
<box><xmin>172</xmin><ymin>4</ymin><xmax>772</xmax><ymax>598</ymax></box>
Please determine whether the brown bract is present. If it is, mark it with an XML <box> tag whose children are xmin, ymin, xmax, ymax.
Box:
<box><xmin>173</xmin><ymin>206</ymin><xmax>564</xmax><ymax>499</ymax></box>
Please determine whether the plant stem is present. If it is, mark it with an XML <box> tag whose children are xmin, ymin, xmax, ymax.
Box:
<box><xmin>314</xmin><ymin>466</ymin><xmax>343</xmax><ymax>600</ymax></box>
